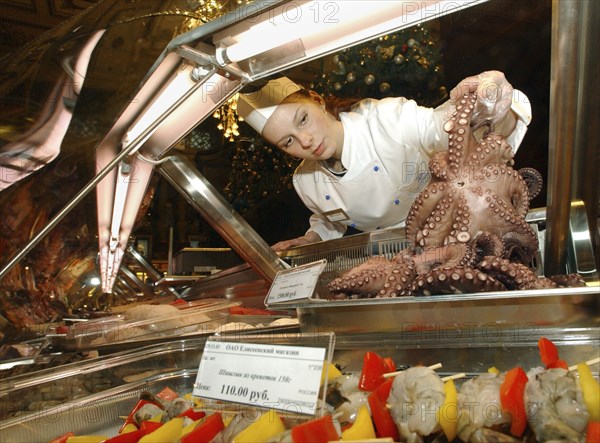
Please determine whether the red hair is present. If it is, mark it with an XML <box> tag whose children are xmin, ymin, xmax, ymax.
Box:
<box><xmin>282</xmin><ymin>89</ymin><xmax>360</xmax><ymax>120</ymax></box>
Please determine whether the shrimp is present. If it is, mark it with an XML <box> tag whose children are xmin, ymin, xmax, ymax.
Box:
<box><xmin>525</xmin><ymin>367</ymin><xmax>589</xmax><ymax>442</ymax></box>
<box><xmin>325</xmin><ymin>373</ymin><xmax>370</xmax><ymax>424</ymax></box>
<box><xmin>457</xmin><ymin>372</ymin><xmax>518</xmax><ymax>442</ymax></box>
<box><xmin>387</xmin><ymin>366</ymin><xmax>445</xmax><ymax>442</ymax></box>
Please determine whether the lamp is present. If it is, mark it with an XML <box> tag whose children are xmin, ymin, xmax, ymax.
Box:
<box><xmin>213</xmin><ymin>0</ymin><xmax>489</xmax><ymax>76</ymax></box>
<box><xmin>96</xmin><ymin>45</ymin><xmax>242</xmax><ymax>293</ymax></box>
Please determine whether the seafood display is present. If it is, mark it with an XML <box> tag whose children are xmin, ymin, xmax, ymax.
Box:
<box><xmin>328</xmin><ymin>92</ymin><xmax>585</xmax><ymax>298</ymax></box>
<box><xmin>456</xmin><ymin>372</ymin><xmax>513</xmax><ymax>442</ymax></box>
<box><xmin>38</xmin><ymin>337</ymin><xmax>599</xmax><ymax>443</ymax></box>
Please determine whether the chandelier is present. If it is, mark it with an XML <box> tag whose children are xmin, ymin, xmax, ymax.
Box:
<box><xmin>213</xmin><ymin>94</ymin><xmax>242</xmax><ymax>141</ymax></box>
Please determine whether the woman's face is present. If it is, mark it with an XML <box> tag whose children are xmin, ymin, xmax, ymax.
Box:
<box><xmin>261</xmin><ymin>92</ymin><xmax>344</xmax><ymax>161</ymax></box>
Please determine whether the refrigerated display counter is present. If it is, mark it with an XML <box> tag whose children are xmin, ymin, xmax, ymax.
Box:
<box><xmin>1</xmin><ymin>330</ymin><xmax>598</xmax><ymax>442</ymax></box>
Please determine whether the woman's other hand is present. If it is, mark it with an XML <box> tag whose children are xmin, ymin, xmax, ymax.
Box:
<box><xmin>271</xmin><ymin>231</ymin><xmax>322</xmax><ymax>253</ymax></box>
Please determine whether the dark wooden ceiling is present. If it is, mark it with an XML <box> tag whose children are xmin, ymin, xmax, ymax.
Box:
<box><xmin>0</xmin><ymin>0</ymin><xmax>98</xmax><ymax>58</ymax></box>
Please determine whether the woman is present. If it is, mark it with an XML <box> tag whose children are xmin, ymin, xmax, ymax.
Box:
<box><xmin>237</xmin><ymin>71</ymin><xmax>532</xmax><ymax>252</ymax></box>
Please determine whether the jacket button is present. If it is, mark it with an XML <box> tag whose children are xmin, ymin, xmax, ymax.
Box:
<box><xmin>325</xmin><ymin>194</ymin><xmax>331</xmax><ymax>200</ymax></box>
<box><xmin>394</xmin><ymin>199</ymin><xmax>400</xmax><ymax>205</ymax></box>
<box><xmin>373</xmin><ymin>166</ymin><xmax>379</xmax><ymax>172</ymax></box>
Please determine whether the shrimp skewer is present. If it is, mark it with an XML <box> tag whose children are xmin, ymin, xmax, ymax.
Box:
<box><xmin>456</xmin><ymin>371</ymin><xmax>518</xmax><ymax>442</ymax></box>
<box><xmin>524</xmin><ymin>367</ymin><xmax>589</xmax><ymax>442</ymax></box>
<box><xmin>387</xmin><ymin>365</ymin><xmax>446</xmax><ymax>442</ymax></box>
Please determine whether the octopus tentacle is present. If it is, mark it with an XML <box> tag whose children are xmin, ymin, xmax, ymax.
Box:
<box><xmin>518</xmin><ymin>167</ymin><xmax>543</xmax><ymax>200</ymax></box>
<box><xmin>481</xmin><ymin>164</ymin><xmax>531</xmax><ymax>217</ymax></box>
<box><xmin>412</xmin><ymin>267</ymin><xmax>506</xmax><ymax>295</ymax></box>
<box><xmin>377</xmin><ymin>259</ymin><xmax>417</xmax><ymax>298</ymax></box>
<box><xmin>444</xmin><ymin>93</ymin><xmax>478</xmax><ymax>170</ymax></box>
<box><xmin>471</xmin><ymin>233</ymin><xmax>504</xmax><ymax>262</ymax></box>
<box><xmin>465</xmin><ymin>131</ymin><xmax>514</xmax><ymax>168</ymax></box>
<box><xmin>412</xmin><ymin>243</ymin><xmax>476</xmax><ymax>274</ymax></box>
<box><xmin>428</xmin><ymin>151</ymin><xmax>450</xmax><ymax>180</ymax></box>
<box><xmin>477</xmin><ymin>256</ymin><xmax>555</xmax><ymax>290</ymax></box>
<box><xmin>406</xmin><ymin>183</ymin><xmax>452</xmax><ymax>248</ymax></box>
<box><xmin>547</xmin><ymin>273</ymin><xmax>586</xmax><ymax>288</ymax></box>
<box><xmin>446</xmin><ymin>192</ymin><xmax>472</xmax><ymax>245</ymax></box>
<box><xmin>328</xmin><ymin>256</ymin><xmax>394</xmax><ymax>295</ymax></box>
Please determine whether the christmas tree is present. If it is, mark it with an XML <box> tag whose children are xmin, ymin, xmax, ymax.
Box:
<box><xmin>224</xmin><ymin>136</ymin><xmax>299</xmax><ymax>214</ymax></box>
<box><xmin>311</xmin><ymin>24</ymin><xmax>447</xmax><ymax>107</ymax></box>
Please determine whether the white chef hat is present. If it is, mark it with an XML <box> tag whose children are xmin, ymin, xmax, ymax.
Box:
<box><xmin>237</xmin><ymin>77</ymin><xmax>303</xmax><ymax>134</ymax></box>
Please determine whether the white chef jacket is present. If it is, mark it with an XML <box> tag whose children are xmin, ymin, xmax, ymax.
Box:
<box><xmin>293</xmin><ymin>92</ymin><xmax>532</xmax><ymax>241</ymax></box>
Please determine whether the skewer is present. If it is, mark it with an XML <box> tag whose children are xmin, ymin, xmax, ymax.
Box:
<box><xmin>441</xmin><ymin>372</ymin><xmax>467</xmax><ymax>382</ymax></box>
<box><xmin>568</xmin><ymin>356</ymin><xmax>600</xmax><ymax>371</ymax></box>
<box><xmin>383</xmin><ymin>362</ymin><xmax>442</xmax><ymax>378</ymax></box>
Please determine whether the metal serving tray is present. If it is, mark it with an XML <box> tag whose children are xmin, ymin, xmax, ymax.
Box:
<box><xmin>49</xmin><ymin>314</ymin><xmax>299</xmax><ymax>353</ymax></box>
<box><xmin>292</xmin><ymin>285</ymin><xmax>599</xmax><ymax>334</ymax></box>
<box><xmin>1</xmin><ymin>330</ymin><xmax>598</xmax><ymax>443</ymax></box>
<box><xmin>50</xmin><ymin>299</ymin><xmax>239</xmax><ymax>351</ymax></box>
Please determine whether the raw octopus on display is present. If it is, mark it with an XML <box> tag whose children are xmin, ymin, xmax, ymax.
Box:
<box><xmin>328</xmin><ymin>91</ymin><xmax>585</xmax><ymax>298</ymax></box>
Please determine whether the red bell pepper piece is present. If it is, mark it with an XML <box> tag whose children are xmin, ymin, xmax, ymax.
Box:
<box><xmin>180</xmin><ymin>412</ymin><xmax>225</xmax><ymax>443</ymax></box>
<box><xmin>359</xmin><ymin>351</ymin><xmax>396</xmax><ymax>391</ymax></box>
<box><xmin>587</xmin><ymin>421</ymin><xmax>600</xmax><ymax>443</ymax></box>
<box><xmin>383</xmin><ymin>357</ymin><xmax>396</xmax><ymax>373</ymax></box>
<box><xmin>371</xmin><ymin>377</ymin><xmax>394</xmax><ymax>402</ymax></box>
<box><xmin>103</xmin><ymin>429</ymin><xmax>145</xmax><ymax>443</ymax></box>
<box><xmin>49</xmin><ymin>432</ymin><xmax>74</xmax><ymax>443</ymax></box>
<box><xmin>367</xmin><ymin>378</ymin><xmax>400</xmax><ymax>441</ymax></box>
<box><xmin>178</xmin><ymin>408</ymin><xmax>206</xmax><ymax>421</ymax></box>
<box><xmin>290</xmin><ymin>415</ymin><xmax>339</xmax><ymax>443</ymax></box>
<box><xmin>538</xmin><ymin>337</ymin><xmax>561</xmax><ymax>367</ymax></box>
<box><xmin>500</xmin><ymin>366</ymin><xmax>529</xmax><ymax>437</ymax></box>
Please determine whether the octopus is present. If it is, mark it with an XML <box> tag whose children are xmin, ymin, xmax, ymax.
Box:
<box><xmin>328</xmin><ymin>92</ymin><xmax>585</xmax><ymax>298</ymax></box>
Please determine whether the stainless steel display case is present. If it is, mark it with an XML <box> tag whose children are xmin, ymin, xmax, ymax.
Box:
<box><xmin>1</xmin><ymin>330</ymin><xmax>598</xmax><ymax>442</ymax></box>
<box><xmin>2</xmin><ymin>0</ymin><xmax>597</xmax><ymax>304</ymax></box>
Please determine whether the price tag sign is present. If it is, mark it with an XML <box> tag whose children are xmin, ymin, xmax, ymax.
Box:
<box><xmin>193</xmin><ymin>340</ymin><xmax>326</xmax><ymax>415</ymax></box>
<box><xmin>265</xmin><ymin>259</ymin><xmax>326</xmax><ymax>304</ymax></box>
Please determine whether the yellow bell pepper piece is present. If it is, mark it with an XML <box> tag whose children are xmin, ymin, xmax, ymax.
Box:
<box><xmin>577</xmin><ymin>362</ymin><xmax>600</xmax><ymax>422</ymax></box>
<box><xmin>321</xmin><ymin>362</ymin><xmax>343</xmax><ymax>386</ymax></box>
<box><xmin>66</xmin><ymin>437</ymin><xmax>107</xmax><ymax>443</ymax></box>
<box><xmin>119</xmin><ymin>423</ymin><xmax>138</xmax><ymax>434</ymax></box>
<box><xmin>438</xmin><ymin>379</ymin><xmax>458</xmax><ymax>441</ymax></box>
<box><xmin>488</xmin><ymin>366</ymin><xmax>500</xmax><ymax>374</ymax></box>
<box><xmin>138</xmin><ymin>417</ymin><xmax>183</xmax><ymax>443</ymax></box>
<box><xmin>232</xmin><ymin>410</ymin><xmax>285</xmax><ymax>443</ymax></box>
<box><xmin>341</xmin><ymin>405</ymin><xmax>376</xmax><ymax>440</ymax></box>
